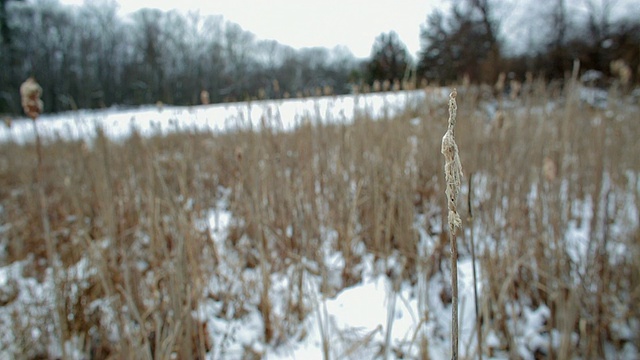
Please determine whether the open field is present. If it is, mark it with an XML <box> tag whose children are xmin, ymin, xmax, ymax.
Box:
<box><xmin>0</xmin><ymin>81</ymin><xmax>639</xmax><ymax>359</ymax></box>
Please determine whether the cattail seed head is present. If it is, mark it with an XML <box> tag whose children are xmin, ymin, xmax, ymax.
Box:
<box><xmin>20</xmin><ymin>77</ymin><xmax>43</xmax><ymax>120</ymax></box>
<box><xmin>200</xmin><ymin>90</ymin><xmax>210</xmax><ymax>105</ymax></box>
<box><xmin>442</xmin><ymin>89</ymin><xmax>463</xmax><ymax>231</ymax></box>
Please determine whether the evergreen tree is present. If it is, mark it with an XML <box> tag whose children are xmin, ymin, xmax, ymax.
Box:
<box><xmin>367</xmin><ymin>31</ymin><xmax>411</xmax><ymax>87</ymax></box>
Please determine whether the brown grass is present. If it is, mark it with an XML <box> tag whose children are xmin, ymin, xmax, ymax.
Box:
<box><xmin>0</xmin><ymin>80</ymin><xmax>638</xmax><ymax>359</ymax></box>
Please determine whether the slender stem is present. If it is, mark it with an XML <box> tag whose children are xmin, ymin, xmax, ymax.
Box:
<box><xmin>450</xmin><ymin>230</ymin><xmax>458</xmax><ymax>360</ymax></box>
<box><xmin>468</xmin><ymin>173</ymin><xmax>482</xmax><ymax>360</ymax></box>
<box><xmin>33</xmin><ymin>121</ymin><xmax>68</xmax><ymax>358</ymax></box>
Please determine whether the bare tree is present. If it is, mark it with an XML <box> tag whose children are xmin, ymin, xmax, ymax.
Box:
<box><xmin>0</xmin><ymin>0</ymin><xmax>23</xmax><ymax>45</ymax></box>
<box><xmin>418</xmin><ymin>1</ymin><xmax>504</xmax><ymax>84</ymax></box>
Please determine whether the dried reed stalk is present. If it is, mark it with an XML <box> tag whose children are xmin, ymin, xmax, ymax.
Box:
<box><xmin>441</xmin><ymin>88</ymin><xmax>462</xmax><ymax>360</ymax></box>
<box><xmin>468</xmin><ymin>173</ymin><xmax>482</xmax><ymax>360</ymax></box>
<box><xmin>21</xmin><ymin>77</ymin><xmax>68</xmax><ymax>359</ymax></box>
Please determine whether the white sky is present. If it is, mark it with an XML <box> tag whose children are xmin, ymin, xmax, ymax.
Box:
<box><xmin>56</xmin><ymin>0</ymin><xmax>640</xmax><ymax>59</ymax></box>
<box><xmin>58</xmin><ymin>0</ymin><xmax>443</xmax><ymax>58</ymax></box>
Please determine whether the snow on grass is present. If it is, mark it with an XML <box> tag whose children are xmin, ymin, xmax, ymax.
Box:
<box><xmin>258</xmin><ymin>257</ymin><xmax>484</xmax><ymax>360</ymax></box>
<box><xmin>2</xmin><ymin>89</ymin><xmax>637</xmax><ymax>358</ymax></box>
<box><xmin>193</xmin><ymin>198</ymin><xmax>490</xmax><ymax>360</ymax></box>
<box><xmin>0</xmin><ymin>258</ymin><xmax>96</xmax><ymax>359</ymax></box>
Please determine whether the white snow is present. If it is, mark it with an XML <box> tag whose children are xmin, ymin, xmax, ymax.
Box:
<box><xmin>0</xmin><ymin>90</ymin><xmax>440</xmax><ymax>144</ymax></box>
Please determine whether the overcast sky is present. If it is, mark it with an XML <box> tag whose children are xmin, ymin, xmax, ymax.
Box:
<box><xmin>57</xmin><ymin>0</ymin><xmax>640</xmax><ymax>59</ymax></box>
<box><xmin>57</xmin><ymin>0</ymin><xmax>441</xmax><ymax>58</ymax></box>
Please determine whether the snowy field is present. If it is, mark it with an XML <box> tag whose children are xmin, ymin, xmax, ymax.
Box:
<box><xmin>1</xmin><ymin>87</ymin><xmax>638</xmax><ymax>359</ymax></box>
<box><xmin>0</xmin><ymin>90</ymin><xmax>445</xmax><ymax>144</ymax></box>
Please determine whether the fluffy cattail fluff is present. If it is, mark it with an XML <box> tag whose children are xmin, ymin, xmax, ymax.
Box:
<box><xmin>442</xmin><ymin>88</ymin><xmax>463</xmax><ymax>231</ymax></box>
<box><xmin>20</xmin><ymin>77</ymin><xmax>43</xmax><ymax>120</ymax></box>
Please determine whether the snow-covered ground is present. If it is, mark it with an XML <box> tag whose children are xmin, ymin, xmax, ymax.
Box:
<box><xmin>194</xmin><ymin>194</ymin><xmax>486</xmax><ymax>360</ymax></box>
<box><xmin>0</xmin><ymin>90</ymin><xmax>446</xmax><ymax>144</ymax></box>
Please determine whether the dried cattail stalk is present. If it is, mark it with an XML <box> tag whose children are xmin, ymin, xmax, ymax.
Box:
<box><xmin>493</xmin><ymin>110</ymin><xmax>505</xmax><ymax>131</ymax></box>
<box><xmin>543</xmin><ymin>156</ymin><xmax>557</xmax><ymax>182</ymax></box>
<box><xmin>22</xmin><ymin>76</ymin><xmax>68</xmax><ymax>357</ymax></box>
<box><xmin>20</xmin><ymin>77</ymin><xmax>43</xmax><ymax>120</ymax></box>
<box><xmin>442</xmin><ymin>88</ymin><xmax>463</xmax><ymax>232</ymax></box>
<box><xmin>510</xmin><ymin>80</ymin><xmax>521</xmax><ymax>99</ymax></box>
<box><xmin>441</xmin><ymin>88</ymin><xmax>463</xmax><ymax>360</ymax></box>
<box><xmin>495</xmin><ymin>72</ymin><xmax>506</xmax><ymax>94</ymax></box>
<box><xmin>525</xmin><ymin>71</ymin><xmax>533</xmax><ymax>85</ymax></box>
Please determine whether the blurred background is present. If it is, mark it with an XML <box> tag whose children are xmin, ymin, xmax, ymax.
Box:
<box><xmin>0</xmin><ymin>0</ymin><xmax>638</xmax><ymax>113</ymax></box>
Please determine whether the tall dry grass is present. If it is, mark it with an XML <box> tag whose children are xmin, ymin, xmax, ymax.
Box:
<box><xmin>0</xmin><ymin>79</ymin><xmax>638</xmax><ymax>358</ymax></box>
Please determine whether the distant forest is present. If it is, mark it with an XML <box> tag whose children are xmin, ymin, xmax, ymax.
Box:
<box><xmin>1</xmin><ymin>0</ymin><xmax>639</xmax><ymax>114</ymax></box>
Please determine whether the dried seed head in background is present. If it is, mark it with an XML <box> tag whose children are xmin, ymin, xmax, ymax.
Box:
<box><xmin>543</xmin><ymin>156</ymin><xmax>557</xmax><ymax>182</ymax></box>
<box><xmin>610</xmin><ymin>59</ymin><xmax>632</xmax><ymax>86</ymax></box>
<box><xmin>200</xmin><ymin>90</ymin><xmax>210</xmax><ymax>105</ymax></box>
<box><xmin>495</xmin><ymin>72</ymin><xmax>506</xmax><ymax>94</ymax></box>
<box><xmin>20</xmin><ymin>77</ymin><xmax>43</xmax><ymax>120</ymax></box>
